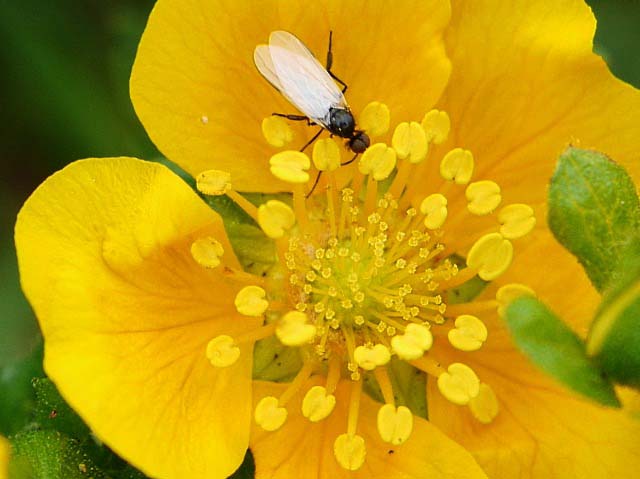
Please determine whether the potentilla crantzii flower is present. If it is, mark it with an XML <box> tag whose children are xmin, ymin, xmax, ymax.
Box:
<box><xmin>15</xmin><ymin>0</ymin><xmax>640</xmax><ymax>478</ymax></box>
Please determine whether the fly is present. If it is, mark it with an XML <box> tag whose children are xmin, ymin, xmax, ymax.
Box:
<box><xmin>254</xmin><ymin>31</ymin><xmax>370</xmax><ymax>160</ymax></box>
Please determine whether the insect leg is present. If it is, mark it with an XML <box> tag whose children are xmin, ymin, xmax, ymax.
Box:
<box><xmin>306</xmin><ymin>171</ymin><xmax>323</xmax><ymax>198</ymax></box>
<box><xmin>325</xmin><ymin>31</ymin><xmax>348</xmax><ymax>94</ymax></box>
<box><xmin>341</xmin><ymin>152</ymin><xmax>359</xmax><ymax>166</ymax></box>
<box><xmin>299</xmin><ymin>127</ymin><xmax>324</xmax><ymax>153</ymax></box>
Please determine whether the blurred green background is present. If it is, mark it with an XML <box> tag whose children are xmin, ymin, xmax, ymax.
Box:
<box><xmin>0</xmin><ymin>0</ymin><xmax>639</xmax><ymax>474</ymax></box>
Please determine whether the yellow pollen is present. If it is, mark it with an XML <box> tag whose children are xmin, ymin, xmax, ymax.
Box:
<box><xmin>276</xmin><ymin>311</ymin><xmax>317</xmax><ymax>346</ymax></box>
<box><xmin>467</xmin><ymin>233</ymin><xmax>513</xmax><ymax>280</ymax></box>
<box><xmin>469</xmin><ymin>383</ymin><xmax>499</xmax><ymax>424</ymax></box>
<box><xmin>377</xmin><ymin>404</ymin><xmax>413</xmax><ymax>445</ymax></box>
<box><xmin>392</xmin><ymin>121</ymin><xmax>428</xmax><ymax>164</ymax></box>
<box><xmin>269</xmin><ymin>150</ymin><xmax>310</xmax><ymax>183</ymax></box>
<box><xmin>312</xmin><ymin>138</ymin><xmax>341</xmax><ymax>171</ymax></box>
<box><xmin>255</xmin><ymin>396</ymin><xmax>288</xmax><ymax>431</ymax></box>
<box><xmin>391</xmin><ymin>323</ymin><xmax>433</xmax><ymax>360</ymax></box>
<box><xmin>420</xmin><ymin>193</ymin><xmax>448</xmax><ymax>229</ymax></box>
<box><xmin>358</xmin><ymin>143</ymin><xmax>397</xmax><ymax>180</ymax></box>
<box><xmin>234</xmin><ymin>285</ymin><xmax>269</xmax><ymax>316</ymax></box>
<box><xmin>496</xmin><ymin>283</ymin><xmax>536</xmax><ymax>317</ymax></box>
<box><xmin>353</xmin><ymin>344</ymin><xmax>391</xmax><ymax>370</ymax></box>
<box><xmin>301</xmin><ymin>386</ymin><xmax>336</xmax><ymax>422</ymax></box>
<box><xmin>437</xmin><ymin>363</ymin><xmax>481</xmax><ymax>405</ymax></box>
<box><xmin>498</xmin><ymin>203</ymin><xmax>536</xmax><ymax>239</ymax></box>
<box><xmin>334</xmin><ymin>433</ymin><xmax>366</xmax><ymax>471</ymax></box>
<box><xmin>205</xmin><ymin>335</ymin><xmax>240</xmax><ymax>367</ymax></box>
<box><xmin>448</xmin><ymin>314</ymin><xmax>488</xmax><ymax>351</ymax></box>
<box><xmin>466</xmin><ymin>180</ymin><xmax>502</xmax><ymax>215</ymax></box>
<box><xmin>195</xmin><ymin>169</ymin><xmax>232</xmax><ymax>196</ymax></box>
<box><xmin>258</xmin><ymin>200</ymin><xmax>295</xmax><ymax>239</ymax></box>
<box><xmin>421</xmin><ymin>109</ymin><xmax>450</xmax><ymax>144</ymax></box>
<box><xmin>440</xmin><ymin>148</ymin><xmax>474</xmax><ymax>184</ymax></box>
<box><xmin>262</xmin><ymin>116</ymin><xmax>294</xmax><ymax>147</ymax></box>
<box><xmin>190</xmin><ymin>237</ymin><xmax>224</xmax><ymax>269</ymax></box>
<box><xmin>358</xmin><ymin>101</ymin><xmax>390</xmax><ymax>137</ymax></box>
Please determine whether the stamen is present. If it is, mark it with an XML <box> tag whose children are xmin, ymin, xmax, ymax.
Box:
<box><xmin>437</xmin><ymin>363</ymin><xmax>481</xmax><ymax>405</ymax></box>
<box><xmin>234</xmin><ymin>285</ymin><xmax>269</xmax><ymax>316</ymax></box>
<box><xmin>206</xmin><ymin>335</ymin><xmax>240</xmax><ymax>367</ymax></box>
<box><xmin>421</xmin><ymin>109</ymin><xmax>450</xmax><ymax>144</ymax></box>
<box><xmin>469</xmin><ymin>383</ymin><xmax>499</xmax><ymax>424</ymax></box>
<box><xmin>358</xmin><ymin>101</ymin><xmax>390</xmax><ymax>138</ymax></box>
<box><xmin>466</xmin><ymin>180</ymin><xmax>502</xmax><ymax>215</ymax></box>
<box><xmin>440</xmin><ymin>148</ymin><xmax>474</xmax><ymax>184</ymax></box>
<box><xmin>334</xmin><ymin>379</ymin><xmax>366</xmax><ymax>471</ymax></box>
<box><xmin>447</xmin><ymin>315</ymin><xmax>488</xmax><ymax>351</ymax></box>
<box><xmin>498</xmin><ymin>203</ymin><xmax>536</xmax><ymax>239</ymax></box>
<box><xmin>358</xmin><ymin>143</ymin><xmax>397</xmax><ymax>181</ymax></box>
<box><xmin>258</xmin><ymin>200</ymin><xmax>295</xmax><ymax>239</ymax></box>
<box><xmin>391</xmin><ymin>121</ymin><xmax>428</xmax><ymax>164</ymax></box>
<box><xmin>420</xmin><ymin>193</ymin><xmax>448</xmax><ymax>229</ymax></box>
<box><xmin>276</xmin><ymin>311</ymin><xmax>317</xmax><ymax>346</ymax></box>
<box><xmin>195</xmin><ymin>169</ymin><xmax>232</xmax><ymax>196</ymax></box>
<box><xmin>496</xmin><ymin>283</ymin><xmax>536</xmax><ymax>317</ymax></box>
<box><xmin>377</xmin><ymin>404</ymin><xmax>413</xmax><ymax>445</ymax></box>
<box><xmin>262</xmin><ymin>116</ymin><xmax>294</xmax><ymax>147</ymax></box>
<box><xmin>312</xmin><ymin>138</ymin><xmax>341</xmax><ymax>171</ymax></box>
<box><xmin>466</xmin><ymin>233</ymin><xmax>513</xmax><ymax>280</ymax></box>
<box><xmin>190</xmin><ymin>237</ymin><xmax>224</xmax><ymax>269</ymax></box>
<box><xmin>269</xmin><ymin>150</ymin><xmax>311</xmax><ymax>183</ymax></box>
<box><xmin>254</xmin><ymin>396</ymin><xmax>288</xmax><ymax>431</ymax></box>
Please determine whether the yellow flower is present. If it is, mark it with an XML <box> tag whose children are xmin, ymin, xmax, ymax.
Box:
<box><xmin>14</xmin><ymin>1</ymin><xmax>640</xmax><ymax>478</ymax></box>
<box><xmin>0</xmin><ymin>436</ymin><xmax>9</xmax><ymax>479</ymax></box>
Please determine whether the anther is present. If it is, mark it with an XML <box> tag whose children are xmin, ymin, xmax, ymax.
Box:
<box><xmin>421</xmin><ymin>109</ymin><xmax>450</xmax><ymax>144</ymax></box>
<box><xmin>390</xmin><ymin>323</ymin><xmax>433</xmax><ymax>360</ymax></box>
<box><xmin>496</xmin><ymin>283</ymin><xmax>536</xmax><ymax>317</ymax></box>
<box><xmin>437</xmin><ymin>363</ymin><xmax>481</xmax><ymax>405</ymax></box>
<box><xmin>334</xmin><ymin>434</ymin><xmax>366</xmax><ymax>471</ymax></box>
<box><xmin>206</xmin><ymin>335</ymin><xmax>240</xmax><ymax>367</ymax></box>
<box><xmin>358</xmin><ymin>101</ymin><xmax>391</xmax><ymax>138</ymax></box>
<box><xmin>469</xmin><ymin>383</ymin><xmax>499</xmax><ymax>424</ymax></box>
<box><xmin>254</xmin><ymin>396</ymin><xmax>288</xmax><ymax>431</ymax></box>
<box><xmin>270</xmin><ymin>151</ymin><xmax>311</xmax><ymax>183</ymax></box>
<box><xmin>420</xmin><ymin>193</ymin><xmax>448</xmax><ymax>229</ymax></box>
<box><xmin>440</xmin><ymin>148</ymin><xmax>474</xmax><ymax>184</ymax></box>
<box><xmin>498</xmin><ymin>204</ymin><xmax>536</xmax><ymax>239</ymax></box>
<box><xmin>353</xmin><ymin>344</ymin><xmax>391</xmax><ymax>370</ymax></box>
<box><xmin>190</xmin><ymin>237</ymin><xmax>224</xmax><ymax>269</ymax></box>
<box><xmin>377</xmin><ymin>404</ymin><xmax>413</xmax><ymax>445</ymax></box>
<box><xmin>358</xmin><ymin>143</ymin><xmax>397</xmax><ymax>181</ymax></box>
<box><xmin>234</xmin><ymin>285</ymin><xmax>269</xmax><ymax>316</ymax></box>
<box><xmin>258</xmin><ymin>200</ymin><xmax>295</xmax><ymax>239</ymax></box>
<box><xmin>276</xmin><ymin>311</ymin><xmax>317</xmax><ymax>346</ymax></box>
<box><xmin>302</xmin><ymin>386</ymin><xmax>336</xmax><ymax>422</ymax></box>
<box><xmin>448</xmin><ymin>315</ymin><xmax>488</xmax><ymax>351</ymax></box>
<box><xmin>466</xmin><ymin>180</ymin><xmax>502</xmax><ymax>215</ymax></box>
<box><xmin>467</xmin><ymin>233</ymin><xmax>513</xmax><ymax>280</ymax></box>
<box><xmin>392</xmin><ymin>121</ymin><xmax>428</xmax><ymax>164</ymax></box>
<box><xmin>262</xmin><ymin>116</ymin><xmax>294</xmax><ymax>147</ymax></box>
<box><xmin>195</xmin><ymin>170</ymin><xmax>232</xmax><ymax>196</ymax></box>
<box><xmin>312</xmin><ymin>138</ymin><xmax>341</xmax><ymax>171</ymax></box>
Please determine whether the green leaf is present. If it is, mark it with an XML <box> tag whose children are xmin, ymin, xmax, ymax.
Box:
<box><xmin>9</xmin><ymin>430</ymin><xmax>106</xmax><ymax>479</ymax></box>
<box><xmin>587</xmin><ymin>242</ymin><xmax>640</xmax><ymax>388</ymax></box>
<box><xmin>548</xmin><ymin>147</ymin><xmax>640</xmax><ymax>292</ymax></box>
<box><xmin>505</xmin><ymin>296</ymin><xmax>620</xmax><ymax>407</ymax></box>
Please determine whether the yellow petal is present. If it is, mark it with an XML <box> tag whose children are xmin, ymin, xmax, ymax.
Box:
<box><xmin>131</xmin><ymin>0</ymin><xmax>452</xmax><ymax>192</ymax></box>
<box><xmin>437</xmin><ymin>0</ymin><xmax>640</xmax><ymax>204</ymax></box>
<box><xmin>0</xmin><ymin>436</ymin><xmax>8</xmax><ymax>479</ymax></box>
<box><xmin>251</xmin><ymin>379</ymin><xmax>488</xmax><ymax>478</ymax></box>
<box><xmin>15</xmin><ymin>158</ymin><xmax>260</xmax><ymax>479</ymax></box>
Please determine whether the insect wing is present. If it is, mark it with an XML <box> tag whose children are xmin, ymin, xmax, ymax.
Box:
<box><xmin>256</xmin><ymin>31</ymin><xmax>346</xmax><ymax>126</ymax></box>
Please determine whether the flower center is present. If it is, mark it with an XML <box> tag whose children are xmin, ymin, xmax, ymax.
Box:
<box><xmin>192</xmin><ymin>104</ymin><xmax>538</xmax><ymax>470</ymax></box>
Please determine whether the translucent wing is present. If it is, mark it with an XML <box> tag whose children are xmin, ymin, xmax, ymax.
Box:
<box><xmin>254</xmin><ymin>31</ymin><xmax>347</xmax><ymax>126</ymax></box>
